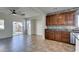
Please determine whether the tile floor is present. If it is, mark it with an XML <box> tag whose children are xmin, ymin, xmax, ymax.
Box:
<box><xmin>0</xmin><ymin>35</ymin><xmax>75</xmax><ymax>52</ymax></box>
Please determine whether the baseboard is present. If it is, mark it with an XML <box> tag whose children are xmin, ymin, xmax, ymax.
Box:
<box><xmin>31</xmin><ymin>34</ymin><xmax>45</xmax><ymax>40</ymax></box>
<box><xmin>31</xmin><ymin>34</ymin><xmax>37</xmax><ymax>35</ymax></box>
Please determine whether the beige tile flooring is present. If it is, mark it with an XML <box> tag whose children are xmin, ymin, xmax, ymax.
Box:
<box><xmin>31</xmin><ymin>35</ymin><xmax>75</xmax><ymax>52</ymax></box>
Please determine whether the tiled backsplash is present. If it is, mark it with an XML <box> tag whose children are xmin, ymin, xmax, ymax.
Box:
<box><xmin>47</xmin><ymin>26</ymin><xmax>76</xmax><ymax>30</ymax></box>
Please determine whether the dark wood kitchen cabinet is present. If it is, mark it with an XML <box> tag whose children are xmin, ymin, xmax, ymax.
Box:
<box><xmin>46</xmin><ymin>11</ymin><xmax>75</xmax><ymax>26</ymax></box>
<box><xmin>45</xmin><ymin>29</ymin><xmax>49</xmax><ymax>39</ymax></box>
<box><xmin>45</xmin><ymin>29</ymin><xmax>54</xmax><ymax>40</ymax></box>
<box><xmin>52</xmin><ymin>15</ymin><xmax>58</xmax><ymax>25</ymax></box>
<box><xmin>65</xmin><ymin>11</ymin><xmax>75</xmax><ymax>25</ymax></box>
<box><xmin>45</xmin><ymin>29</ymin><xmax>70</xmax><ymax>43</ymax></box>
<box><xmin>57</xmin><ymin>13</ymin><xmax>65</xmax><ymax>25</ymax></box>
<box><xmin>50</xmin><ymin>15</ymin><xmax>56</xmax><ymax>25</ymax></box>
<box><xmin>61</xmin><ymin>31</ymin><xmax>70</xmax><ymax>43</ymax></box>
<box><xmin>54</xmin><ymin>31</ymin><xmax>61</xmax><ymax>41</ymax></box>
<box><xmin>46</xmin><ymin>16</ymin><xmax>50</xmax><ymax>26</ymax></box>
<box><xmin>49</xmin><ymin>31</ymin><xmax>54</xmax><ymax>40</ymax></box>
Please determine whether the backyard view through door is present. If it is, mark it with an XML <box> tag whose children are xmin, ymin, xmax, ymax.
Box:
<box><xmin>13</xmin><ymin>22</ymin><xmax>23</xmax><ymax>35</ymax></box>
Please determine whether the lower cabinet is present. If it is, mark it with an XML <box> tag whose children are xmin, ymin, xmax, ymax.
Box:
<box><xmin>49</xmin><ymin>32</ymin><xmax>54</xmax><ymax>40</ymax></box>
<box><xmin>54</xmin><ymin>31</ymin><xmax>61</xmax><ymax>41</ymax></box>
<box><xmin>45</xmin><ymin>29</ymin><xmax>70</xmax><ymax>43</ymax></box>
<box><xmin>61</xmin><ymin>31</ymin><xmax>70</xmax><ymax>43</ymax></box>
<box><xmin>45</xmin><ymin>29</ymin><xmax>54</xmax><ymax>40</ymax></box>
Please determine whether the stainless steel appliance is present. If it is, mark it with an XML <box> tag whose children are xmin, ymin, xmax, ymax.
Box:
<box><xmin>70</xmin><ymin>32</ymin><xmax>76</xmax><ymax>44</ymax></box>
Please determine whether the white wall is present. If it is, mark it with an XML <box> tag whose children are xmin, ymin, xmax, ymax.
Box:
<box><xmin>31</xmin><ymin>15</ymin><xmax>46</xmax><ymax>39</ymax></box>
<box><xmin>24</xmin><ymin>18</ymin><xmax>36</xmax><ymax>35</ymax></box>
<box><xmin>36</xmin><ymin>15</ymin><xmax>46</xmax><ymax>39</ymax></box>
<box><xmin>26</xmin><ymin>14</ymin><xmax>46</xmax><ymax>39</ymax></box>
<box><xmin>31</xmin><ymin>19</ymin><xmax>36</xmax><ymax>35</ymax></box>
<box><xmin>0</xmin><ymin>13</ymin><xmax>12</xmax><ymax>39</ymax></box>
<box><xmin>25</xmin><ymin>19</ymin><xmax>31</xmax><ymax>35</ymax></box>
<box><xmin>0</xmin><ymin>12</ymin><xmax>25</xmax><ymax>39</ymax></box>
<box><xmin>75</xmin><ymin>9</ymin><xmax>79</xmax><ymax>27</ymax></box>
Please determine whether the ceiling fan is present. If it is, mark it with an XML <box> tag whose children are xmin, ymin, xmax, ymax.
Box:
<box><xmin>9</xmin><ymin>9</ymin><xmax>25</xmax><ymax>16</ymax></box>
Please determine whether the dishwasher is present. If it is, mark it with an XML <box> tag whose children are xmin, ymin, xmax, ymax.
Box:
<box><xmin>71</xmin><ymin>32</ymin><xmax>79</xmax><ymax>51</ymax></box>
<box><xmin>70</xmin><ymin>32</ymin><xmax>76</xmax><ymax>44</ymax></box>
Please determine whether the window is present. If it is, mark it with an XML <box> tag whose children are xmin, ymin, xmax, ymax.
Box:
<box><xmin>0</xmin><ymin>20</ymin><xmax>4</xmax><ymax>29</ymax></box>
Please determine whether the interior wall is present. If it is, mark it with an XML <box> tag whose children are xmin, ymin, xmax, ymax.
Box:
<box><xmin>75</xmin><ymin>9</ymin><xmax>79</xmax><ymax>27</ymax></box>
<box><xmin>0</xmin><ymin>13</ymin><xmax>12</xmax><ymax>39</ymax></box>
<box><xmin>24</xmin><ymin>19</ymin><xmax>28</xmax><ymax>34</ymax></box>
<box><xmin>31</xmin><ymin>19</ymin><xmax>36</xmax><ymax>35</ymax></box>
<box><xmin>24</xmin><ymin>19</ymin><xmax>31</xmax><ymax>35</ymax></box>
<box><xmin>24</xmin><ymin>18</ymin><xmax>36</xmax><ymax>35</ymax></box>
<box><xmin>26</xmin><ymin>14</ymin><xmax>46</xmax><ymax>39</ymax></box>
<box><xmin>35</xmin><ymin>15</ymin><xmax>46</xmax><ymax>39</ymax></box>
<box><xmin>0</xmin><ymin>12</ymin><xmax>25</xmax><ymax>39</ymax></box>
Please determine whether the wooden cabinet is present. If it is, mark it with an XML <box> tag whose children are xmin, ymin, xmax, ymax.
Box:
<box><xmin>57</xmin><ymin>13</ymin><xmax>65</xmax><ymax>25</ymax></box>
<box><xmin>46</xmin><ymin>11</ymin><xmax>75</xmax><ymax>26</ymax></box>
<box><xmin>54</xmin><ymin>31</ymin><xmax>61</xmax><ymax>41</ymax></box>
<box><xmin>50</xmin><ymin>15</ymin><xmax>57</xmax><ymax>25</ymax></box>
<box><xmin>50</xmin><ymin>15</ymin><xmax>56</xmax><ymax>25</ymax></box>
<box><xmin>45</xmin><ymin>29</ymin><xmax>54</xmax><ymax>40</ymax></box>
<box><xmin>45</xmin><ymin>29</ymin><xmax>70</xmax><ymax>43</ymax></box>
<box><xmin>49</xmin><ymin>31</ymin><xmax>54</xmax><ymax>40</ymax></box>
<box><xmin>45</xmin><ymin>29</ymin><xmax>49</xmax><ymax>39</ymax></box>
<box><xmin>46</xmin><ymin>16</ymin><xmax>50</xmax><ymax>26</ymax></box>
<box><xmin>61</xmin><ymin>31</ymin><xmax>70</xmax><ymax>43</ymax></box>
<box><xmin>65</xmin><ymin>11</ymin><xmax>75</xmax><ymax>25</ymax></box>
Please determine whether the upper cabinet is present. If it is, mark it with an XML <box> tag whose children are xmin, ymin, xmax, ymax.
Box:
<box><xmin>65</xmin><ymin>11</ymin><xmax>75</xmax><ymax>25</ymax></box>
<box><xmin>57</xmin><ymin>13</ymin><xmax>65</xmax><ymax>25</ymax></box>
<box><xmin>50</xmin><ymin>15</ymin><xmax>58</xmax><ymax>25</ymax></box>
<box><xmin>46</xmin><ymin>16</ymin><xmax>50</xmax><ymax>26</ymax></box>
<box><xmin>46</xmin><ymin>11</ymin><xmax>75</xmax><ymax>26</ymax></box>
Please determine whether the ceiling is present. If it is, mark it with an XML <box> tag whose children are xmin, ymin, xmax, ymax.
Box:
<box><xmin>0</xmin><ymin>7</ymin><xmax>77</xmax><ymax>18</ymax></box>
<box><xmin>38</xmin><ymin>7</ymin><xmax>75</xmax><ymax>14</ymax></box>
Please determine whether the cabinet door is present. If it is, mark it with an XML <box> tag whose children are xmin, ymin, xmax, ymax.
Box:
<box><xmin>61</xmin><ymin>31</ymin><xmax>70</xmax><ymax>43</ymax></box>
<box><xmin>52</xmin><ymin>15</ymin><xmax>58</xmax><ymax>25</ymax></box>
<box><xmin>57</xmin><ymin>13</ymin><xmax>65</xmax><ymax>25</ymax></box>
<box><xmin>46</xmin><ymin>16</ymin><xmax>50</xmax><ymax>26</ymax></box>
<box><xmin>50</xmin><ymin>15</ymin><xmax>57</xmax><ymax>25</ymax></box>
<box><xmin>69</xmin><ymin>12</ymin><xmax>75</xmax><ymax>25</ymax></box>
<box><xmin>65</xmin><ymin>12</ymin><xmax>75</xmax><ymax>25</ymax></box>
<box><xmin>49</xmin><ymin>31</ymin><xmax>54</xmax><ymax>40</ymax></box>
<box><xmin>50</xmin><ymin>15</ymin><xmax>54</xmax><ymax>25</ymax></box>
<box><xmin>45</xmin><ymin>29</ymin><xmax>54</xmax><ymax>40</ymax></box>
<box><xmin>54</xmin><ymin>31</ymin><xmax>61</xmax><ymax>41</ymax></box>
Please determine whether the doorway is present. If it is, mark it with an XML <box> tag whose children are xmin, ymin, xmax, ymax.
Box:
<box><xmin>13</xmin><ymin>22</ymin><xmax>23</xmax><ymax>35</ymax></box>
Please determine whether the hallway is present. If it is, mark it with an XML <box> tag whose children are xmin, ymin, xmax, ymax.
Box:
<box><xmin>0</xmin><ymin>35</ymin><xmax>75</xmax><ymax>52</ymax></box>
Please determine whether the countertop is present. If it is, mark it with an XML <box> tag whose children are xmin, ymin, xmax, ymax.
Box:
<box><xmin>46</xmin><ymin>26</ymin><xmax>76</xmax><ymax>32</ymax></box>
<box><xmin>72</xmin><ymin>33</ymin><xmax>79</xmax><ymax>40</ymax></box>
<box><xmin>45</xmin><ymin>29</ymin><xmax>73</xmax><ymax>32</ymax></box>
